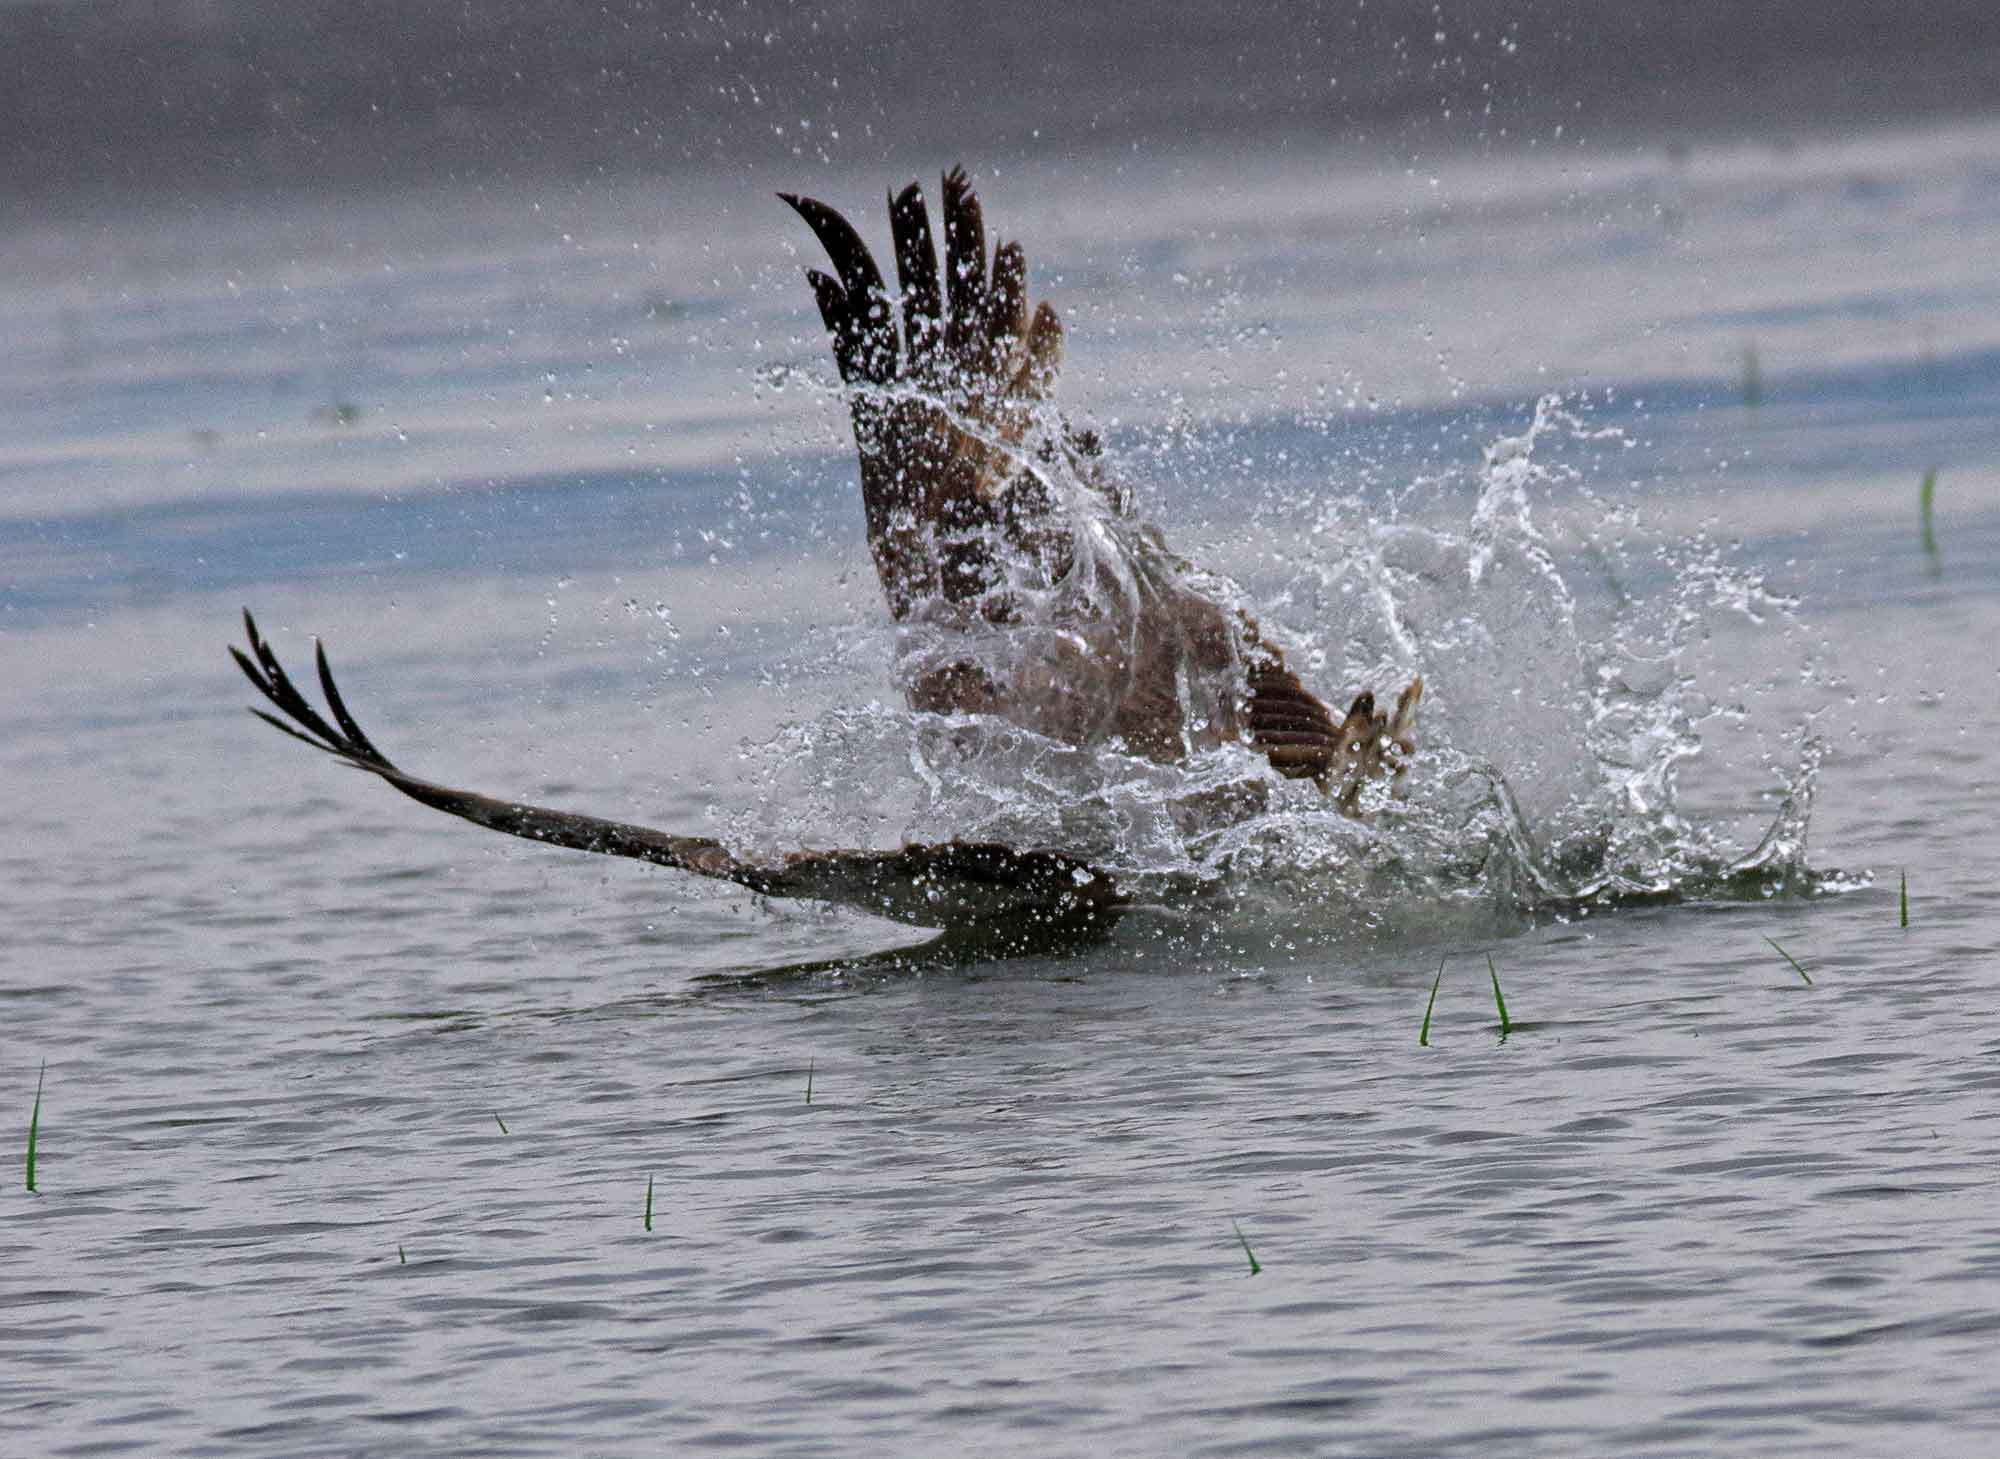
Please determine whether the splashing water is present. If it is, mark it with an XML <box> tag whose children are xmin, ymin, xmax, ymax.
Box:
<box><xmin>727</xmin><ymin>393</ymin><xmax>1841</xmax><ymax>944</ymax></box>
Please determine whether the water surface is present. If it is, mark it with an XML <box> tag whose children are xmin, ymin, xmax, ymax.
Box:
<box><xmin>4</xmin><ymin>117</ymin><xmax>2000</xmax><ymax>1457</ymax></box>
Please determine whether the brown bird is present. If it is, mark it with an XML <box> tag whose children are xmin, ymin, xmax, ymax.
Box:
<box><xmin>232</xmin><ymin>168</ymin><xmax>1419</xmax><ymax>953</ymax></box>
<box><xmin>780</xmin><ymin>167</ymin><xmax>1419</xmax><ymax>804</ymax></box>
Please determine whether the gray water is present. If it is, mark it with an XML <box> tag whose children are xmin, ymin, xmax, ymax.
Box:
<box><xmin>6</xmin><ymin>108</ymin><xmax>2000</xmax><ymax>1456</ymax></box>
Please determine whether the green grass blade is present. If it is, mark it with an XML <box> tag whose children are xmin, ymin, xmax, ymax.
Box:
<box><xmin>643</xmin><ymin>1175</ymin><xmax>654</xmax><ymax>1233</ymax></box>
<box><xmin>1899</xmin><ymin>869</ymin><xmax>1909</xmax><ymax>929</ymax></box>
<box><xmin>493</xmin><ymin>1112</ymin><xmax>509</xmax><ymax>1135</ymax></box>
<box><xmin>1920</xmin><ymin>467</ymin><xmax>1939</xmax><ymax>557</ymax></box>
<box><xmin>25</xmin><ymin>1062</ymin><xmax>45</xmax><ymax>1194</ymax></box>
<box><xmin>805</xmin><ymin>1058</ymin><xmax>814</xmax><ymax>1106</ymax></box>
<box><xmin>1487</xmin><ymin>954</ymin><xmax>1513</xmax><ymax>1037</ymax></box>
<box><xmin>1419</xmin><ymin>957</ymin><xmax>1445</xmax><ymax>1047</ymax></box>
<box><xmin>1232</xmin><ymin>1219</ymin><xmax>1262</xmax><ymax>1276</ymax></box>
<box><xmin>1764</xmin><ymin>935</ymin><xmax>1813</xmax><ymax>985</ymax></box>
<box><xmin>398</xmin><ymin>1244</ymin><xmax>407</xmax><ymax>1265</ymax></box>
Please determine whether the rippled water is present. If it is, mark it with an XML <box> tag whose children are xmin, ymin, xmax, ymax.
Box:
<box><xmin>6</xmin><ymin>118</ymin><xmax>2000</xmax><ymax>1456</ymax></box>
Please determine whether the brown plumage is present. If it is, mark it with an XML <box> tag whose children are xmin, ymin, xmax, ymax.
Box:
<box><xmin>229</xmin><ymin>611</ymin><xmax>1124</xmax><ymax>947</ymax></box>
<box><xmin>783</xmin><ymin>167</ymin><xmax>1420</xmax><ymax>802</ymax></box>
<box><xmin>227</xmin><ymin>167</ymin><xmax>1420</xmax><ymax>953</ymax></box>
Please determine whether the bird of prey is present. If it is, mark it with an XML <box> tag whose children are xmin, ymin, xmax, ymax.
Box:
<box><xmin>233</xmin><ymin>168</ymin><xmax>1420</xmax><ymax>952</ymax></box>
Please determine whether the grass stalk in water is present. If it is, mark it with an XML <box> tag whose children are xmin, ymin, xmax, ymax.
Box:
<box><xmin>805</xmin><ymin>1058</ymin><xmax>814</xmax><ymax>1106</ymax></box>
<box><xmin>1232</xmin><ymin>1220</ymin><xmax>1262</xmax><ymax>1276</ymax></box>
<box><xmin>1487</xmin><ymin>954</ymin><xmax>1513</xmax><ymax>1038</ymax></box>
<box><xmin>1764</xmin><ymin>936</ymin><xmax>1813</xmax><ymax>986</ymax></box>
<box><xmin>1419</xmin><ymin>958</ymin><xmax>1445</xmax><ymax>1047</ymax></box>
<box><xmin>398</xmin><ymin>1244</ymin><xmax>407</xmax><ymax>1265</ymax></box>
<box><xmin>1920</xmin><ymin>468</ymin><xmax>1939</xmax><ymax>558</ymax></box>
<box><xmin>25</xmin><ymin>1062</ymin><xmax>45</xmax><ymax>1194</ymax></box>
<box><xmin>493</xmin><ymin>1112</ymin><xmax>509</xmax><ymax>1135</ymax></box>
<box><xmin>1900</xmin><ymin>869</ymin><xmax>1909</xmax><ymax>929</ymax></box>
<box><xmin>643</xmin><ymin>1175</ymin><xmax>654</xmax><ymax>1233</ymax></box>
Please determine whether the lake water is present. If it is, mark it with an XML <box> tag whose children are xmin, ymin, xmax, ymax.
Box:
<box><xmin>5</xmin><ymin>114</ymin><xmax>2000</xmax><ymax>1456</ymax></box>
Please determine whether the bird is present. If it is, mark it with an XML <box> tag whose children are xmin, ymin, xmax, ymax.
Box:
<box><xmin>232</xmin><ymin>167</ymin><xmax>1420</xmax><ymax>954</ymax></box>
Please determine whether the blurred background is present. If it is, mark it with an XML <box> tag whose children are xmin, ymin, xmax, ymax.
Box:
<box><xmin>3</xmin><ymin>0</ymin><xmax>1995</xmax><ymax>201</ymax></box>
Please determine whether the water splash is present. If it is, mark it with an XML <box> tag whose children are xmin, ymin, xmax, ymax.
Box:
<box><xmin>726</xmin><ymin>393</ymin><xmax>1840</xmax><ymax>941</ymax></box>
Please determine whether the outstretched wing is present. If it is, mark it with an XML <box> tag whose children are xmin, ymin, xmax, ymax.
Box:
<box><xmin>230</xmin><ymin>610</ymin><xmax>1126</xmax><ymax>943</ymax></box>
<box><xmin>782</xmin><ymin>167</ymin><xmax>1069</xmax><ymax>623</ymax></box>
<box><xmin>786</xmin><ymin>169</ymin><xmax>1420</xmax><ymax>794</ymax></box>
